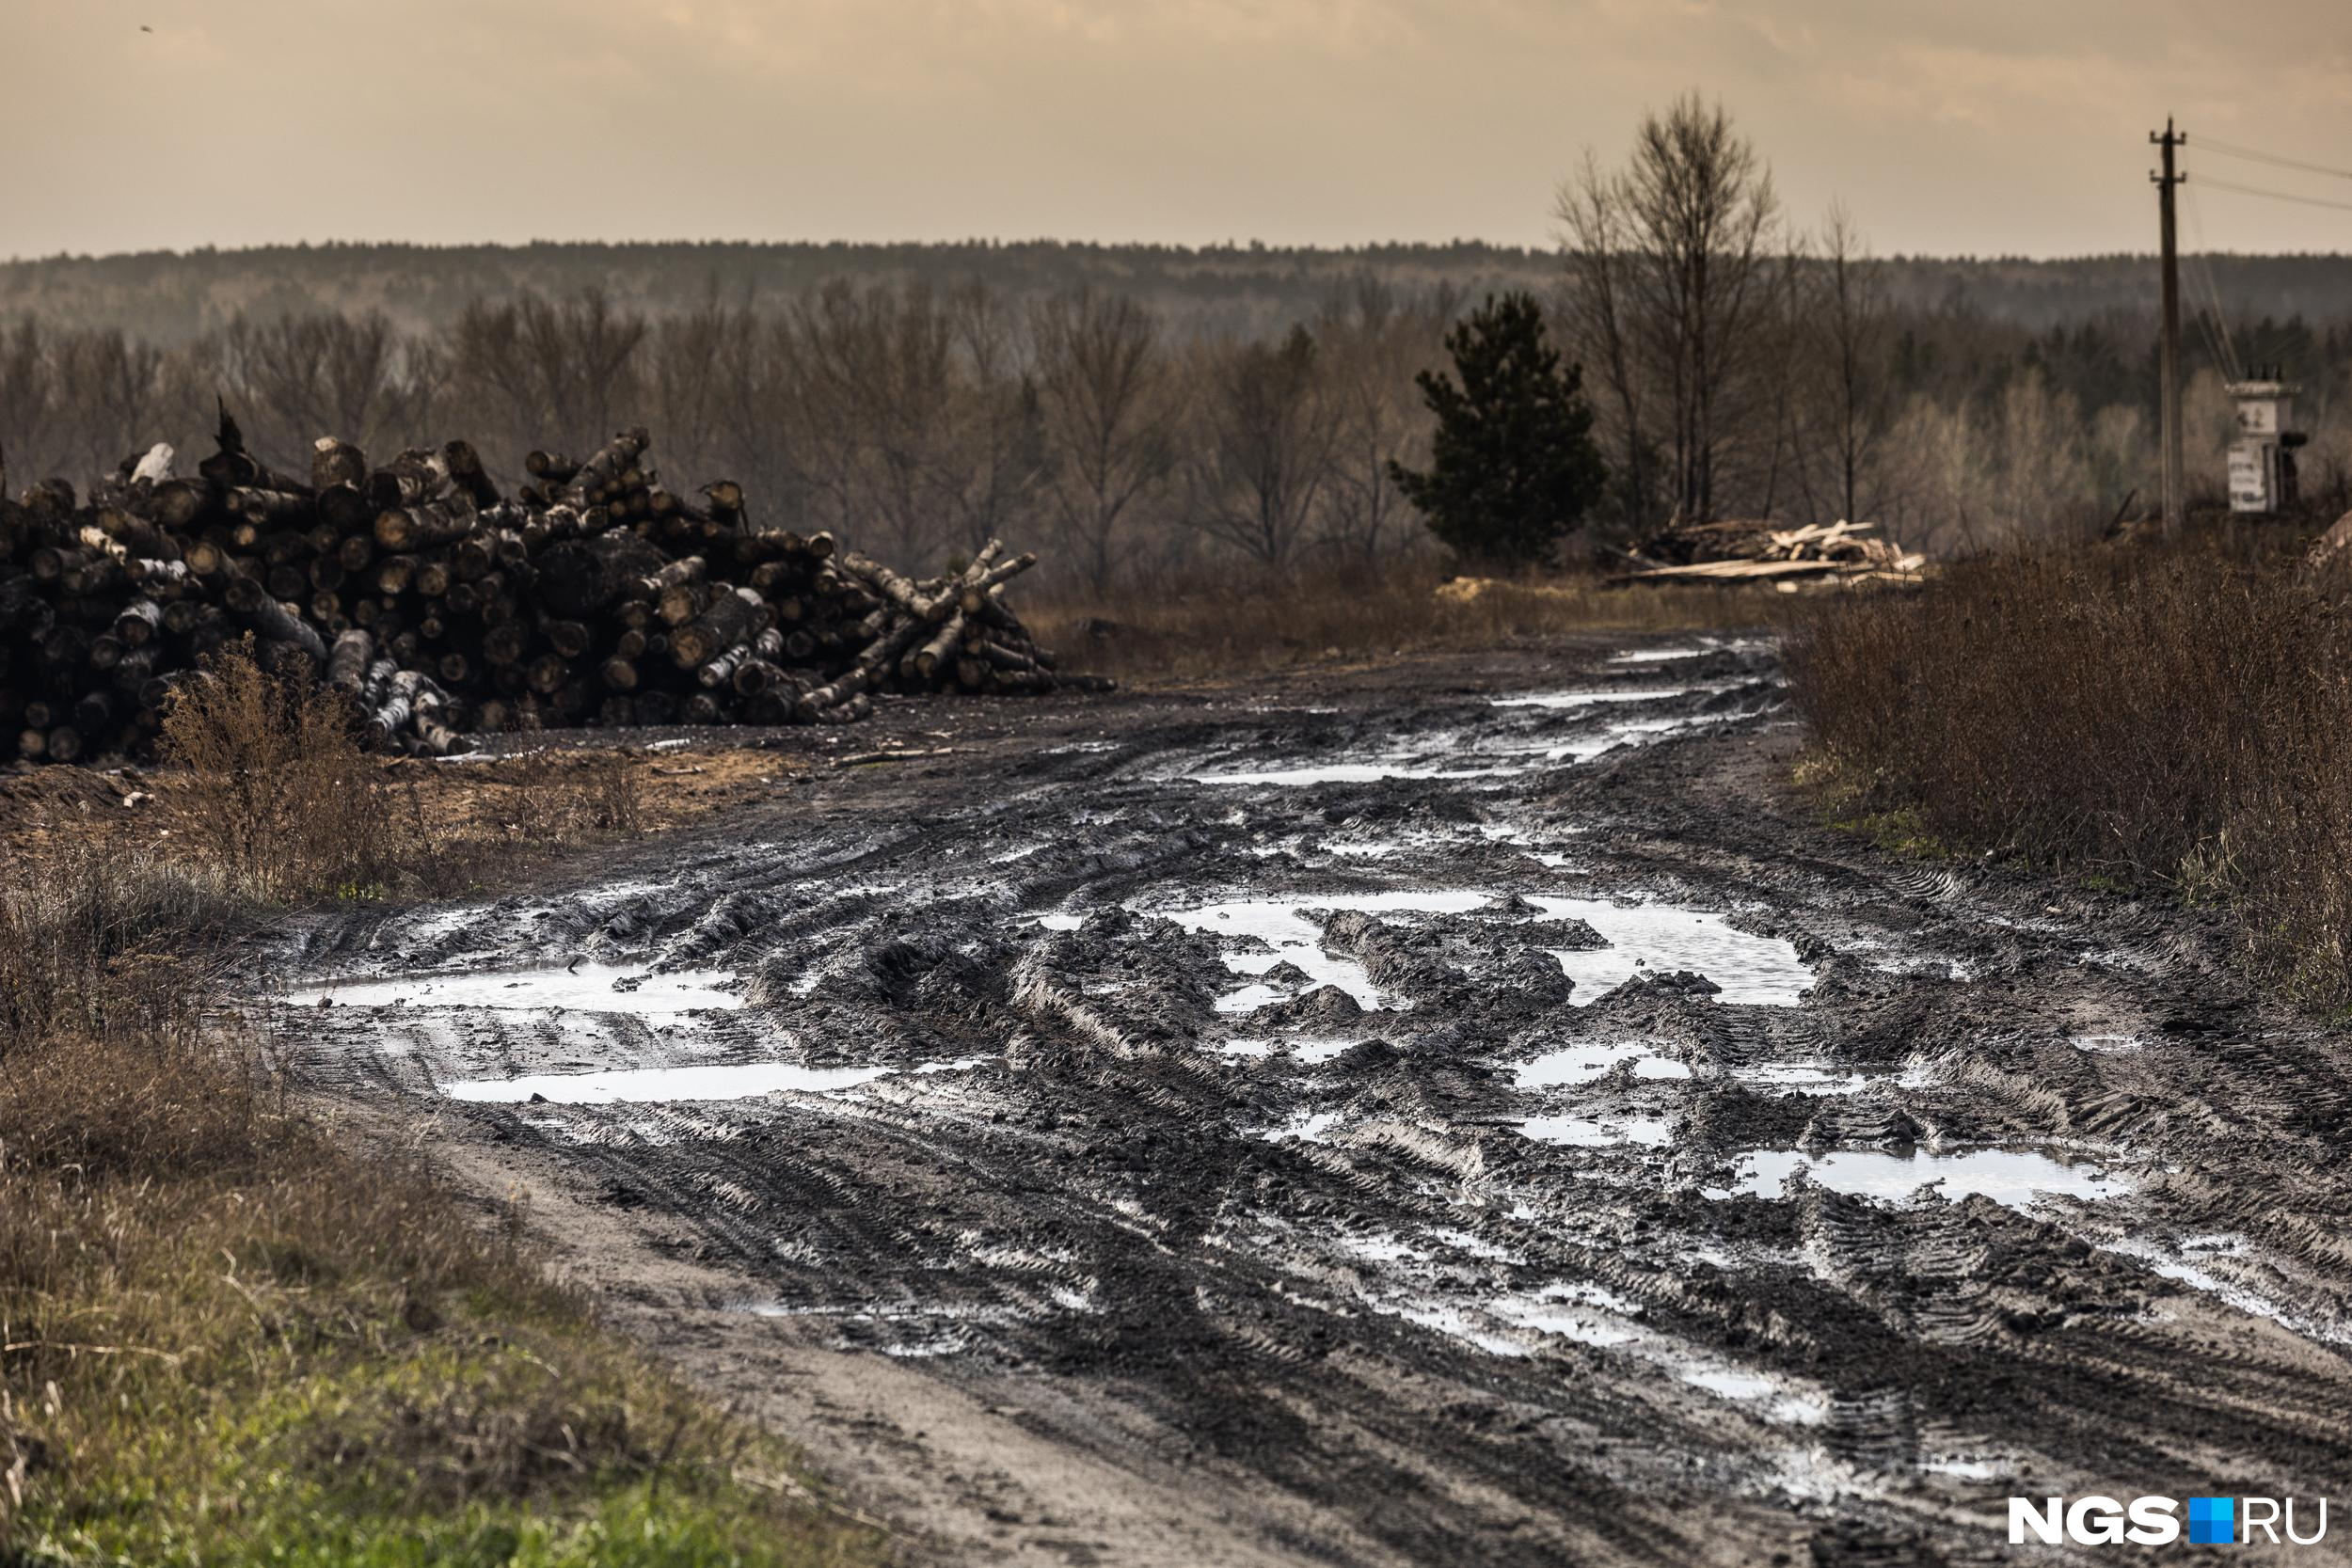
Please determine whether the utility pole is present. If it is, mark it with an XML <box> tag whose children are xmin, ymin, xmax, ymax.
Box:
<box><xmin>2152</xmin><ymin>118</ymin><xmax>2187</xmax><ymax>533</ymax></box>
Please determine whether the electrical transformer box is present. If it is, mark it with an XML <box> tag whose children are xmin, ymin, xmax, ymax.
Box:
<box><xmin>2228</xmin><ymin>377</ymin><xmax>2303</xmax><ymax>515</ymax></box>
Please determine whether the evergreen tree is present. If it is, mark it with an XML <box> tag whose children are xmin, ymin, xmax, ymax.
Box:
<box><xmin>1390</xmin><ymin>293</ymin><xmax>1607</xmax><ymax>568</ymax></box>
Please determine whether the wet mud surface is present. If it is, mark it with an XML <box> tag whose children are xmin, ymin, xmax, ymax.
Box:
<box><xmin>268</xmin><ymin>639</ymin><xmax>2352</xmax><ymax>1565</ymax></box>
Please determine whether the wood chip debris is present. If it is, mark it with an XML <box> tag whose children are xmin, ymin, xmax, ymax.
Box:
<box><xmin>1613</xmin><ymin>518</ymin><xmax>1925</xmax><ymax>586</ymax></box>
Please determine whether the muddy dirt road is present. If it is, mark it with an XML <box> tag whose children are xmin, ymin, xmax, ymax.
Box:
<box><xmin>270</xmin><ymin>639</ymin><xmax>2352</xmax><ymax>1565</ymax></box>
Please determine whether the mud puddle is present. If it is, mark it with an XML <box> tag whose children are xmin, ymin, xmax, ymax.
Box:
<box><xmin>292</xmin><ymin>960</ymin><xmax>740</xmax><ymax>1019</ymax></box>
<box><xmin>271</xmin><ymin>638</ymin><xmax>2352</xmax><ymax>1566</ymax></box>
<box><xmin>1724</xmin><ymin>1145</ymin><xmax>2129</xmax><ymax>1208</ymax></box>
<box><xmin>443</xmin><ymin>1055</ymin><xmax>993</xmax><ymax>1104</ymax></box>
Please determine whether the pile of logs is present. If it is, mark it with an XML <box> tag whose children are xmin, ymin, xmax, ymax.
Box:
<box><xmin>0</xmin><ymin>412</ymin><xmax>1102</xmax><ymax>766</ymax></box>
<box><xmin>1614</xmin><ymin>518</ymin><xmax>1925</xmax><ymax>587</ymax></box>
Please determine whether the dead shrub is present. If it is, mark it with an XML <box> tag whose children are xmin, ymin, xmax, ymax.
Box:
<box><xmin>562</xmin><ymin>751</ymin><xmax>647</xmax><ymax>837</ymax></box>
<box><xmin>0</xmin><ymin>689</ymin><xmax>867</xmax><ymax>1560</ymax></box>
<box><xmin>159</xmin><ymin>641</ymin><xmax>399</xmax><ymax>902</ymax></box>
<box><xmin>0</xmin><ymin>843</ymin><xmax>229</xmax><ymax>1063</ymax></box>
<box><xmin>1788</xmin><ymin>530</ymin><xmax>2352</xmax><ymax>1002</ymax></box>
<box><xmin>0</xmin><ymin>855</ymin><xmax>871</xmax><ymax>1561</ymax></box>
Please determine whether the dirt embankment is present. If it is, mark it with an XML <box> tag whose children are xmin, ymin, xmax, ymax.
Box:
<box><xmin>262</xmin><ymin>636</ymin><xmax>2352</xmax><ymax>1567</ymax></box>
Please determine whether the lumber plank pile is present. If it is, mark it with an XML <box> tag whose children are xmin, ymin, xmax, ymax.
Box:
<box><xmin>0</xmin><ymin>413</ymin><xmax>1102</xmax><ymax>766</ymax></box>
<box><xmin>1614</xmin><ymin>518</ymin><xmax>1924</xmax><ymax>586</ymax></box>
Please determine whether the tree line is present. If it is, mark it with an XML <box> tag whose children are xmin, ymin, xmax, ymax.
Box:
<box><xmin>11</xmin><ymin>238</ymin><xmax>2352</xmax><ymax>348</ymax></box>
<box><xmin>0</xmin><ymin>278</ymin><xmax>1464</xmax><ymax>585</ymax></box>
<box><xmin>7</xmin><ymin>98</ymin><xmax>2348</xmax><ymax>580</ymax></box>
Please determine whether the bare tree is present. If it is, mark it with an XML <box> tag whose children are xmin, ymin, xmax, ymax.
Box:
<box><xmin>1314</xmin><ymin>277</ymin><xmax>1451</xmax><ymax>562</ymax></box>
<box><xmin>52</xmin><ymin>328</ymin><xmax>167</xmax><ymax>484</ymax></box>
<box><xmin>863</xmin><ymin>285</ymin><xmax>960</xmax><ymax>566</ymax></box>
<box><xmin>217</xmin><ymin>311</ymin><xmax>442</xmax><ymax>464</ymax></box>
<box><xmin>708</xmin><ymin>308</ymin><xmax>818</xmax><ymax>529</ymax></box>
<box><xmin>1555</xmin><ymin>155</ymin><xmax>1656</xmax><ymax>530</ymax></box>
<box><xmin>445</xmin><ymin>288</ymin><xmax>647</xmax><ymax>462</ymax></box>
<box><xmin>1557</xmin><ymin>94</ymin><xmax>1788</xmax><ymax>525</ymax></box>
<box><xmin>768</xmin><ymin>283</ymin><xmax>870</xmax><ymax>539</ymax></box>
<box><xmin>1185</xmin><ymin>325</ymin><xmax>1334</xmax><ymax>568</ymax></box>
<box><xmin>645</xmin><ymin>289</ymin><xmax>733</xmax><ymax>486</ymax></box>
<box><xmin>834</xmin><ymin>282</ymin><xmax>959</xmax><ymax>567</ymax></box>
<box><xmin>1030</xmin><ymin>289</ymin><xmax>1175</xmax><ymax>589</ymax></box>
<box><xmin>761</xmin><ymin>280</ymin><xmax>1026</xmax><ymax>568</ymax></box>
<box><xmin>528</xmin><ymin>288</ymin><xmax>647</xmax><ymax>449</ymax></box>
<box><xmin>937</xmin><ymin>284</ymin><xmax>1049</xmax><ymax>557</ymax></box>
<box><xmin>1802</xmin><ymin>204</ymin><xmax>1892</xmax><ymax>526</ymax></box>
<box><xmin>1991</xmin><ymin>369</ymin><xmax>2087</xmax><ymax>542</ymax></box>
<box><xmin>1751</xmin><ymin>245</ymin><xmax>1808</xmax><ymax>524</ymax></box>
<box><xmin>0</xmin><ymin>318</ymin><xmax>57</xmax><ymax>482</ymax></box>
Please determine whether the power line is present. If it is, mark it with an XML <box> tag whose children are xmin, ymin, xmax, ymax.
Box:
<box><xmin>2180</xmin><ymin>185</ymin><xmax>2242</xmax><ymax>381</ymax></box>
<box><xmin>2195</xmin><ymin>135</ymin><xmax>2352</xmax><ymax>183</ymax></box>
<box><xmin>2195</xmin><ymin>174</ymin><xmax>2352</xmax><ymax>214</ymax></box>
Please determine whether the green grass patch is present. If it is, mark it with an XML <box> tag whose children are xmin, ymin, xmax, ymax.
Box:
<box><xmin>1796</xmin><ymin>750</ymin><xmax>1962</xmax><ymax>863</ymax></box>
<box><xmin>3</xmin><ymin>1129</ymin><xmax>889</xmax><ymax>1568</ymax></box>
<box><xmin>1828</xmin><ymin>806</ymin><xmax>1962</xmax><ymax>863</ymax></box>
<box><xmin>2</xmin><ymin>677</ymin><xmax>889</xmax><ymax>1568</ymax></box>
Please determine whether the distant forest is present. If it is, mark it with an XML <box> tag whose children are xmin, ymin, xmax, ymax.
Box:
<box><xmin>7</xmin><ymin>227</ymin><xmax>2351</xmax><ymax>585</ymax></box>
<box><xmin>8</xmin><ymin>240</ymin><xmax>2352</xmax><ymax>346</ymax></box>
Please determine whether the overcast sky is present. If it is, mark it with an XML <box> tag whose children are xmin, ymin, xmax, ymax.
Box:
<box><xmin>7</xmin><ymin>0</ymin><xmax>2350</xmax><ymax>261</ymax></box>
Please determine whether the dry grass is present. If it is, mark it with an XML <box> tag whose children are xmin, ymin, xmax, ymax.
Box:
<box><xmin>1025</xmin><ymin>558</ymin><xmax>1785</xmax><ymax>684</ymax></box>
<box><xmin>0</xmin><ymin>673</ymin><xmax>875</xmax><ymax>1566</ymax></box>
<box><xmin>1788</xmin><ymin>525</ymin><xmax>2352</xmax><ymax>1003</ymax></box>
<box><xmin>158</xmin><ymin>644</ymin><xmax>403</xmax><ymax>902</ymax></box>
<box><xmin>1</xmin><ymin>1013</ymin><xmax>886</xmax><ymax>1564</ymax></box>
<box><xmin>142</xmin><ymin>644</ymin><xmax>685</xmax><ymax>905</ymax></box>
<box><xmin>0</xmin><ymin>661</ymin><xmax>800</xmax><ymax>912</ymax></box>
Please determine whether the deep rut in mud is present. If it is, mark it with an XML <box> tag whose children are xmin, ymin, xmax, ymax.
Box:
<box><xmin>271</xmin><ymin>639</ymin><xmax>2352</xmax><ymax>1566</ymax></box>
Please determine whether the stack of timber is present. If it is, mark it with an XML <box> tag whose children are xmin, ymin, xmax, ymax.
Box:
<box><xmin>0</xmin><ymin>412</ymin><xmax>1104</xmax><ymax>767</ymax></box>
<box><xmin>1613</xmin><ymin>518</ymin><xmax>1925</xmax><ymax>587</ymax></box>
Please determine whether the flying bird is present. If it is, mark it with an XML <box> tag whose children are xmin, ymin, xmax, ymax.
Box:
<box><xmin>141</xmin><ymin>24</ymin><xmax>152</xmax><ymax>31</ymax></box>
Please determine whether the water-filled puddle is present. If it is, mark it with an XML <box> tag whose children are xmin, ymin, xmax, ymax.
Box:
<box><xmin>1215</xmin><ymin>982</ymin><xmax>1293</xmax><ymax>1013</ymax></box>
<box><xmin>2101</xmin><ymin>1235</ymin><xmax>2348</xmax><ymax>1344</ymax></box>
<box><xmin>1728</xmin><ymin>1147</ymin><xmax>2128</xmax><ymax>1210</ymax></box>
<box><xmin>1494</xmin><ymin>1281</ymin><xmax>1646</xmax><ymax>1345</ymax></box>
<box><xmin>1609</xmin><ymin>638</ymin><xmax>1768</xmax><ymax>664</ymax></box>
<box><xmin>1345</xmin><ymin>1237</ymin><xmax>1649</xmax><ymax>1356</ymax></box>
<box><xmin>1515</xmin><ymin>1042</ymin><xmax>1692</xmax><ymax>1085</ymax></box>
<box><xmin>1678</xmin><ymin>1365</ymin><xmax>1827</xmax><ymax>1425</ymax></box>
<box><xmin>1358</xmin><ymin>1264</ymin><xmax>1820</xmax><ymax>1424</ymax></box>
<box><xmin>1489</xmin><ymin>687</ymin><xmax>1695</xmax><ymax>710</ymax></box>
<box><xmin>1533</xmin><ymin>718</ymin><xmax>1716</xmax><ymax>766</ymax></box>
<box><xmin>1921</xmin><ymin>1457</ymin><xmax>2004</xmax><ymax>1481</ymax></box>
<box><xmin>1165</xmin><ymin>891</ymin><xmax>1813</xmax><ymax>1014</ymax></box>
<box><xmin>447</xmin><ymin>1061</ymin><xmax>888</xmax><ymax>1103</ymax></box>
<box><xmin>1523</xmin><ymin>897</ymin><xmax>1813</xmax><ymax>1007</ymax></box>
<box><xmin>1190</xmin><ymin>760</ymin><xmax>1496</xmax><ymax>787</ymax></box>
<box><xmin>1518</xmin><ymin>1114</ymin><xmax>1672</xmax><ymax>1148</ymax></box>
<box><xmin>1187</xmin><ymin>706</ymin><xmax>1744</xmax><ymax>786</ymax></box>
<box><xmin>1266</xmin><ymin>1109</ymin><xmax>1342</xmax><ymax>1143</ymax></box>
<box><xmin>443</xmin><ymin>1055</ymin><xmax>988</xmax><ymax>1104</ymax></box>
<box><xmin>1163</xmin><ymin>891</ymin><xmax>1492</xmax><ymax>1012</ymax></box>
<box><xmin>1733</xmin><ymin>1064</ymin><xmax>1867</xmax><ymax>1095</ymax></box>
<box><xmin>290</xmin><ymin>962</ymin><xmax>739</xmax><ymax>1020</ymax></box>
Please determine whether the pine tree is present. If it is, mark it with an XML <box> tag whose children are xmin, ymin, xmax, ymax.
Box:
<box><xmin>1390</xmin><ymin>293</ymin><xmax>1607</xmax><ymax>568</ymax></box>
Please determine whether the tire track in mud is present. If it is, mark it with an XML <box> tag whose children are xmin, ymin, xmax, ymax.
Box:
<box><xmin>270</xmin><ymin>642</ymin><xmax>2352</xmax><ymax>1566</ymax></box>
